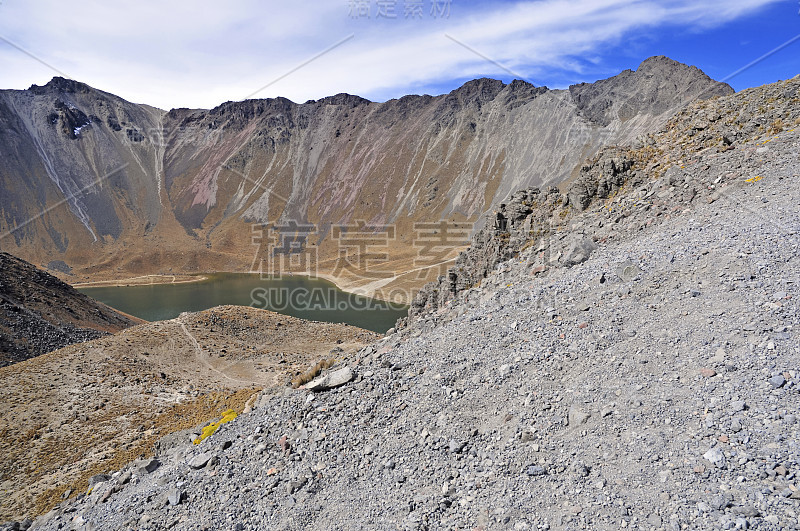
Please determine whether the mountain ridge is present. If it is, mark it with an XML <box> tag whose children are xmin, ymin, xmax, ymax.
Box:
<box><xmin>0</xmin><ymin>57</ymin><xmax>732</xmax><ymax>301</ymax></box>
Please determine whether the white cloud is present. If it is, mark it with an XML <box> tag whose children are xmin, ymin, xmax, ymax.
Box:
<box><xmin>0</xmin><ymin>0</ymin><xmax>781</xmax><ymax>109</ymax></box>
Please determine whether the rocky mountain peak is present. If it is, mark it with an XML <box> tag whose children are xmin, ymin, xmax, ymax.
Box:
<box><xmin>313</xmin><ymin>93</ymin><xmax>372</xmax><ymax>107</ymax></box>
<box><xmin>503</xmin><ymin>78</ymin><xmax>549</xmax><ymax>108</ymax></box>
<box><xmin>569</xmin><ymin>55</ymin><xmax>734</xmax><ymax>126</ymax></box>
<box><xmin>637</xmin><ymin>54</ymin><xmax>684</xmax><ymax>70</ymax></box>
<box><xmin>506</xmin><ymin>78</ymin><xmax>541</xmax><ymax>93</ymax></box>
<box><xmin>208</xmin><ymin>97</ymin><xmax>295</xmax><ymax>120</ymax></box>
<box><xmin>28</xmin><ymin>76</ymin><xmax>92</xmax><ymax>96</ymax></box>
<box><xmin>635</xmin><ymin>55</ymin><xmax>723</xmax><ymax>86</ymax></box>
<box><xmin>0</xmin><ymin>56</ymin><xmax>739</xmax><ymax>294</ymax></box>
<box><xmin>449</xmin><ymin>77</ymin><xmax>507</xmax><ymax>102</ymax></box>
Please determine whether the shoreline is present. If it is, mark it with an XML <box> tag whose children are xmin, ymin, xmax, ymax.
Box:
<box><xmin>70</xmin><ymin>270</ymin><xmax>418</xmax><ymax>305</ymax></box>
<box><xmin>73</xmin><ymin>274</ymin><xmax>208</xmax><ymax>288</ymax></box>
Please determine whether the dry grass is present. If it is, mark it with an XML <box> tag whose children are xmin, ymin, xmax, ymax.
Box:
<box><xmin>1</xmin><ymin>306</ymin><xmax>378</xmax><ymax>521</ymax></box>
<box><xmin>31</xmin><ymin>388</ymin><xmax>257</xmax><ymax>516</ymax></box>
<box><xmin>767</xmin><ymin>119</ymin><xmax>785</xmax><ymax>135</ymax></box>
<box><xmin>291</xmin><ymin>358</ymin><xmax>337</xmax><ymax>388</ymax></box>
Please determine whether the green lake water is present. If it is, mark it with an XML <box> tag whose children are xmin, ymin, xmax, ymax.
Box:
<box><xmin>77</xmin><ymin>273</ymin><xmax>408</xmax><ymax>334</ymax></box>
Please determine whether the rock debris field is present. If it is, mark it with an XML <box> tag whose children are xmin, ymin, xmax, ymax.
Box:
<box><xmin>17</xmin><ymin>80</ymin><xmax>800</xmax><ymax>530</ymax></box>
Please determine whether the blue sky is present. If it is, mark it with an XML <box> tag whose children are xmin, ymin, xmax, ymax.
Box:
<box><xmin>0</xmin><ymin>0</ymin><xmax>798</xmax><ymax>109</ymax></box>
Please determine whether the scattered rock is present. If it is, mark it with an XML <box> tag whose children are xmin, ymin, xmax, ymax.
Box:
<box><xmin>303</xmin><ymin>367</ymin><xmax>354</xmax><ymax>391</ymax></box>
<box><xmin>188</xmin><ymin>452</ymin><xmax>214</xmax><ymax>469</ymax></box>
<box><xmin>703</xmin><ymin>447</ymin><xmax>726</xmax><ymax>468</ymax></box>
<box><xmin>769</xmin><ymin>374</ymin><xmax>786</xmax><ymax>389</ymax></box>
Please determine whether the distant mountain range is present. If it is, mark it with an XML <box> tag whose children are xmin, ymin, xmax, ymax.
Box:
<box><xmin>0</xmin><ymin>56</ymin><xmax>732</xmax><ymax>297</ymax></box>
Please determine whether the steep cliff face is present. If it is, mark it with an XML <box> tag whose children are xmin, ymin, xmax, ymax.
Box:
<box><xmin>0</xmin><ymin>57</ymin><xmax>732</xmax><ymax>298</ymax></box>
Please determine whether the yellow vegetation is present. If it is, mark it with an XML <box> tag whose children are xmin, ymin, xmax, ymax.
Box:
<box><xmin>193</xmin><ymin>409</ymin><xmax>238</xmax><ymax>445</ymax></box>
<box><xmin>27</xmin><ymin>388</ymin><xmax>257</xmax><ymax>517</ymax></box>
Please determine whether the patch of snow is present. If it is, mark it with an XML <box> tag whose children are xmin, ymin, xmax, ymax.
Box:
<box><xmin>73</xmin><ymin>123</ymin><xmax>90</xmax><ymax>136</ymax></box>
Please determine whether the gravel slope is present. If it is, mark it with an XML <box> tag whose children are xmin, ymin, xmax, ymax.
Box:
<box><xmin>20</xmin><ymin>83</ymin><xmax>800</xmax><ymax>531</ymax></box>
<box><xmin>0</xmin><ymin>252</ymin><xmax>141</xmax><ymax>367</ymax></box>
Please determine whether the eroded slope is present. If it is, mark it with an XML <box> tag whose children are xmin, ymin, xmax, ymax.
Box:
<box><xmin>0</xmin><ymin>58</ymin><xmax>731</xmax><ymax>300</ymax></box>
<box><xmin>0</xmin><ymin>252</ymin><xmax>141</xmax><ymax>366</ymax></box>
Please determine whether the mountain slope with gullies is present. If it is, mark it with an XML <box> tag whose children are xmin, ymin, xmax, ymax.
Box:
<box><xmin>20</xmin><ymin>76</ymin><xmax>800</xmax><ymax>531</ymax></box>
<box><xmin>404</xmin><ymin>72</ymin><xmax>800</xmax><ymax>324</ymax></box>
<box><xmin>0</xmin><ymin>57</ymin><xmax>732</xmax><ymax>301</ymax></box>
<box><xmin>0</xmin><ymin>252</ymin><xmax>141</xmax><ymax>366</ymax></box>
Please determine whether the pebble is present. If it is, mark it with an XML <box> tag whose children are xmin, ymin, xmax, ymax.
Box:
<box><xmin>448</xmin><ymin>439</ymin><xmax>465</xmax><ymax>454</ymax></box>
<box><xmin>526</xmin><ymin>466</ymin><xmax>546</xmax><ymax>477</ymax></box>
<box><xmin>704</xmin><ymin>447</ymin><xmax>727</xmax><ymax>468</ymax></box>
<box><xmin>137</xmin><ymin>459</ymin><xmax>160</xmax><ymax>475</ymax></box>
<box><xmin>167</xmin><ymin>489</ymin><xmax>182</xmax><ymax>506</ymax></box>
<box><xmin>730</xmin><ymin>400</ymin><xmax>746</xmax><ymax>412</ymax></box>
<box><xmin>769</xmin><ymin>374</ymin><xmax>786</xmax><ymax>389</ymax></box>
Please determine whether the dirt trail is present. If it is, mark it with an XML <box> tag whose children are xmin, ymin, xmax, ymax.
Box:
<box><xmin>0</xmin><ymin>305</ymin><xmax>379</xmax><ymax>521</ymax></box>
<box><xmin>176</xmin><ymin>317</ymin><xmax>261</xmax><ymax>386</ymax></box>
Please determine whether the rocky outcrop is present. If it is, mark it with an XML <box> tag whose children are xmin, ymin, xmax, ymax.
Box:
<box><xmin>407</xmin><ymin>187</ymin><xmax>558</xmax><ymax>320</ymax></box>
<box><xmin>405</xmin><ymin>148</ymin><xmax>636</xmax><ymax>324</ymax></box>
<box><xmin>566</xmin><ymin>147</ymin><xmax>635</xmax><ymax>211</ymax></box>
<box><xmin>569</xmin><ymin>56</ymin><xmax>733</xmax><ymax>126</ymax></box>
